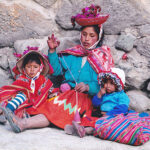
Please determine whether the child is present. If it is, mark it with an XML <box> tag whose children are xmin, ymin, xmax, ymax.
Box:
<box><xmin>65</xmin><ymin>67</ymin><xmax>130</xmax><ymax>137</ymax></box>
<box><xmin>92</xmin><ymin>67</ymin><xmax>130</xmax><ymax>116</ymax></box>
<box><xmin>0</xmin><ymin>50</ymin><xmax>54</xmax><ymax>131</ymax></box>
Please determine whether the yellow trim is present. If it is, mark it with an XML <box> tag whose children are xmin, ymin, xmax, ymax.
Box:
<box><xmin>48</xmin><ymin>96</ymin><xmax>57</xmax><ymax>102</ymax></box>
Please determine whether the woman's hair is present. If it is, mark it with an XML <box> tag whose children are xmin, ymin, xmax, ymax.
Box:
<box><xmin>80</xmin><ymin>25</ymin><xmax>104</xmax><ymax>47</ymax></box>
<box><xmin>22</xmin><ymin>53</ymin><xmax>41</xmax><ymax>68</ymax></box>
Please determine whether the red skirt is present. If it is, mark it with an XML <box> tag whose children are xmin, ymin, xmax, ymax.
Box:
<box><xmin>36</xmin><ymin>90</ymin><xmax>95</xmax><ymax>129</ymax></box>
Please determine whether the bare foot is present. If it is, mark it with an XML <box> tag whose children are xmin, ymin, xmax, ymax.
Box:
<box><xmin>85</xmin><ymin>127</ymin><xmax>94</xmax><ymax>135</ymax></box>
<box><xmin>1</xmin><ymin>107</ymin><xmax>26</xmax><ymax>133</ymax></box>
<box><xmin>72</xmin><ymin>121</ymin><xmax>86</xmax><ymax>138</ymax></box>
<box><xmin>11</xmin><ymin>115</ymin><xmax>27</xmax><ymax>132</ymax></box>
<box><xmin>64</xmin><ymin>124</ymin><xmax>76</xmax><ymax>135</ymax></box>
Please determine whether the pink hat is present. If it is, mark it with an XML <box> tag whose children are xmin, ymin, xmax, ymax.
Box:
<box><xmin>71</xmin><ymin>4</ymin><xmax>109</xmax><ymax>27</ymax></box>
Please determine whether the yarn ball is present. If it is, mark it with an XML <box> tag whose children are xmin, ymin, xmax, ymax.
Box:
<box><xmin>60</xmin><ymin>83</ymin><xmax>71</xmax><ymax>93</ymax></box>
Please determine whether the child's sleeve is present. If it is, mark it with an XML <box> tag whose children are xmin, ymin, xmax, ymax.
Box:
<box><xmin>92</xmin><ymin>94</ymin><xmax>103</xmax><ymax>107</ymax></box>
<box><xmin>106</xmin><ymin>91</ymin><xmax>130</xmax><ymax>116</ymax></box>
<box><xmin>118</xmin><ymin>91</ymin><xmax>130</xmax><ymax>106</ymax></box>
<box><xmin>106</xmin><ymin>104</ymin><xmax>128</xmax><ymax>116</ymax></box>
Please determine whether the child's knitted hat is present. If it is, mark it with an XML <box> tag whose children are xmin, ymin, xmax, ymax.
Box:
<box><xmin>98</xmin><ymin>68</ymin><xmax>125</xmax><ymax>91</ymax></box>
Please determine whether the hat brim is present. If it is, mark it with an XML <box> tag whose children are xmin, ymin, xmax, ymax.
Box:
<box><xmin>75</xmin><ymin>14</ymin><xmax>109</xmax><ymax>26</ymax></box>
<box><xmin>16</xmin><ymin>51</ymin><xmax>50</xmax><ymax>76</ymax></box>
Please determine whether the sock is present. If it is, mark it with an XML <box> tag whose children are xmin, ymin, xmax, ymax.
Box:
<box><xmin>6</xmin><ymin>93</ymin><xmax>26</xmax><ymax>112</ymax></box>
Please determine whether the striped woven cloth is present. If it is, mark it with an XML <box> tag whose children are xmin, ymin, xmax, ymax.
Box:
<box><xmin>95</xmin><ymin>111</ymin><xmax>150</xmax><ymax>145</ymax></box>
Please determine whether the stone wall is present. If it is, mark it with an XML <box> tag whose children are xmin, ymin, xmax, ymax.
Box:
<box><xmin>0</xmin><ymin>0</ymin><xmax>150</xmax><ymax>113</ymax></box>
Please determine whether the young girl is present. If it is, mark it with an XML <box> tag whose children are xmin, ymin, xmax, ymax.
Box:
<box><xmin>65</xmin><ymin>68</ymin><xmax>130</xmax><ymax>137</ymax></box>
<box><xmin>0</xmin><ymin>50</ymin><xmax>54</xmax><ymax>132</ymax></box>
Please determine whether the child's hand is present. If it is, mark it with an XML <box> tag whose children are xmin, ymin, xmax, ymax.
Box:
<box><xmin>47</xmin><ymin>34</ymin><xmax>60</xmax><ymax>53</ymax></box>
<box><xmin>101</xmin><ymin>111</ymin><xmax>107</xmax><ymax>116</ymax></box>
<box><xmin>97</xmin><ymin>87</ymin><xmax>106</xmax><ymax>98</ymax></box>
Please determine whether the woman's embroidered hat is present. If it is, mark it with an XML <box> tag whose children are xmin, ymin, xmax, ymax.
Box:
<box><xmin>71</xmin><ymin>4</ymin><xmax>109</xmax><ymax>27</ymax></box>
<box><xmin>98</xmin><ymin>68</ymin><xmax>125</xmax><ymax>91</ymax></box>
<box><xmin>13</xmin><ymin>46</ymin><xmax>53</xmax><ymax>76</ymax></box>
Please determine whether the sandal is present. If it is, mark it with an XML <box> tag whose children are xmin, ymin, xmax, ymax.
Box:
<box><xmin>72</xmin><ymin>121</ymin><xmax>85</xmax><ymax>138</ymax></box>
<box><xmin>0</xmin><ymin>106</ymin><xmax>21</xmax><ymax>133</ymax></box>
<box><xmin>64</xmin><ymin>124</ymin><xmax>76</xmax><ymax>135</ymax></box>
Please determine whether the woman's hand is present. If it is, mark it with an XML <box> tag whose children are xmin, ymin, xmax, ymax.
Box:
<box><xmin>47</xmin><ymin>34</ymin><xmax>60</xmax><ymax>53</ymax></box>
<box><xmin>97</xmin><ymin>87</ymin><xmax>106</xmax><ymax>98</ymax></box>
<box><xmin>75</xmin><ymin>82</ymin><xmax>89</xmax><ymax>93</ymax></box>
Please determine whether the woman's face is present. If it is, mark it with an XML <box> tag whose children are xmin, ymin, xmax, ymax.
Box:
<box><xmin>81</xmin><ymin>26</ymin><xmax>99</xmax><ymax>49</ymax></box>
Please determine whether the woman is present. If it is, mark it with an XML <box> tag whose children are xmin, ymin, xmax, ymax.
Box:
<box><xmin>4</xmin><ymin>4</ymin><xmax>114</xmax><ymax>132</ymax></box>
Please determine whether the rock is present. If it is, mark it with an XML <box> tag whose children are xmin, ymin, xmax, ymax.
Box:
<box><xmin>33</xmin><ymin>0</ymin><xmax>57</xmax><ymax>8</ymax></box>
<box><xmin>94</xmin><ymin>0</ymin><xmax>150</xmax><ymax>34</ymax></box>
<box><xmin>14</xmin><ymin>35</ymin><xmax>80</xmax><ymax>55</ymax></box>
<box><xmin>0</xmin><ymin>68</ymin><xmax>14</xmax><ymax>86</ymax></box>
<box><xmin>116</xmin><ymin>49</ymin><xmax>150</xmax><ymax>89</ymax></box>
<box><xmin>115</xmin><ymin>33</ymin><xmax>136</xmax><ymax>52</ymax></box>
<box><xmin>55</xmin><ymin>0</ymin><xmax>76</xmax><ymax>29</ymax></box>
<box><xmin>56</xmin><ymin>36</ymin><xmax>80</xmax><ymax>52</ymax></box>
<box><xmin>0</xmin><ymin>1</ymin><xmax>56</xmax><ymax>47</ymax></box>
<box><xmin>14</xmin><ymin>37</ymin><xmax>49</xmax><ymax>55</ymax></box>
<box><xmin>136</xmin><ymin>37</ymin><xmax>150</xmax><ymax>58</ymax></box>
<box><xmin>0</xmin><ymin>54</ymin><xmax>8</xmax><ymax>70</ymax></box>
<box><xmin>127</xmin><ymin>90</ymin><xmax>150</xmax><ymax>113</ymax></box>
<box><xmin>7</xmin><ymin>51</ymin><xmax>18</xmax><ymax>77</ymax></box>
<box><xmin>139</xmin><ymin>24</ymin><xmax>150</xmax><ymax>36</ymax></box>
<box><xmin>147</xmin><ymin>82</ymin><xmax>150</xmax><ymax>91</ymax></box>
<box><xmin>0</xmin><ymin>47</ymin><xmax>16</xmax><ymax>79</ymax></box>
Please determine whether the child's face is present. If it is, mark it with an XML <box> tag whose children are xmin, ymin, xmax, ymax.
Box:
<box><xmin>104</xmin><ymin>79</ymin><xmax>116</xmax><ymax>94</ymax></box>
<box><xmin>24</xmin><ymin>61</ymin><xmax>40</xmax><ymax>78</ymax></box>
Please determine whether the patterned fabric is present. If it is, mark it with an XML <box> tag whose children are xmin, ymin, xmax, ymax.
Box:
<box><xmin>36</xmin><ymin>90</ymin><xmax>93</xmax><ymax>129</ymax></box>
<box><xmin>95</xmin><ymin>112</ymin><xmax>150</xmax><ymax>145</ymax></box>
<box><xmin>0</xmin><ymin>75</ymin><xmax>53</xmax><ymax>117</ymax></box>
<box><xmin>6</xmin><ymin>92</ymin><xmax>26</xmax><ymax>112</ymax></box>
<box><xmin>60</xmin><ymin>45</ymin><xmax>114</xmax><ymax>74</ymax></box>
